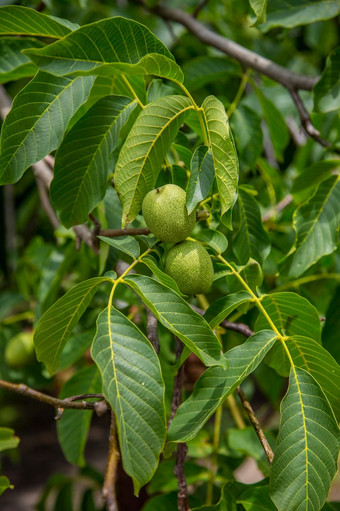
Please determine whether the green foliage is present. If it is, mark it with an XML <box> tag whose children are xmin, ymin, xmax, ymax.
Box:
<box><xmin>0</xmin><ymin>2</ymin><xmax>339</xmax><ymax>510</ymax></box>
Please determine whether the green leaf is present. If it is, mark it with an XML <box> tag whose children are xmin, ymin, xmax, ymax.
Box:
<box><xmin>204</xmin><ymin>291</ymin><xmax>252</xmax><ymax>329</ymax></box>
<box><xmin>193</xmin><ymin>229</ymin><xmax>228</xmax><ymax>255</ymax></box>
<box><xmin>91</xmin><ymin>306</ymin><xmax>165</xmax><ymax>494</ymax></box>
<box><xmin>24</xmin><ymin>17</ymin><xmax>183</xmax><ymax>81</ymax></box>
<box><xmin>285</xmin><ymin>335</ymin><xmax>340</xmax><ymax>420</ymax></box>
<box><xmin>280</xmin><ymin>176</ymin><xmax>340</xmax><ymax>278</ymax></box>
<box><xmin>259</xmin><ymin>0</ymin><xmax>340</xmax><ymax>31</ymax></box>
<box><xmin>98</xmin><ymin>235</ymin><xmax>140</xmax><ymax>260</ymax></box>
<box><xmin>323</xmin><ymin>286</ymin><xmax>340</xmax><ymax>364</ymax></box>
<box><xmin>124</xmin><ymin>274</ymin><xmax>226</xmax><ymax>369</ymax></box>
<box><xmin>193</xmin><ymin>484</ymin><xmax>237</xmax><ymax>510</ymax></box>
<box><xmin>202</xmin><ymin>96</ymin><xmax>238</xmax><ymax>216</ymax></box>
<box><xmin>167</xmin><ymin>330</ymin><xmax>277</xmax><ymax>444</ymax></box>
<box><xmin>50</xmin><ymin>96</ymin><xmax>138</xmax><ymax>227</ymax></box>
<box><xmin>254</xmin><ymin>86</ymin><xmax>289</xmax><ymax>161</ymax></box>
<box><xmin>250</xmin><ymin>0</ymin><xmax>268</xmax><ymax>24</ymax></box>
<box><xmin>292</xmin><ymin>159</ymin><xmax>340</xmax><ymax>203</ymax></box>
<box><xmin>0</xmin><ymin>71</ymin><xmax>94</xmax><ymax>185</ymax></box>
<box><xmin>0</xmin><ymin>476</ymin><xmax>12</xmax><ymax>496</ymax></box>
<box><xmin>34</xmin><ymin>277</ymin><xmax>109</xmax><ymax>374</ymax></box>
<box><xmin>140</xmin><ymin>254</ymin><xmax>185</xmax><ymax>296</ymax></box>
<box><xmin>233</xmin><ymin>188</ymin><xmax>271</xmax><ymax>265</ymax></box>
<box><xmin>0</xmin><ymin>5</ymin><xmax>72</xmax><ymax>38</ymax></box>
<box><xmin>269</xmin><ymin>367</ymin><xmax>339</xmax><ymax>511</ymax></box>
<box><xmin>0</xmin><ymin>427</ymin><xmax>19</xmax><ymax>452</ymax></box>
<box><xmin>57</xmin><ymin>331</ymin><xmax>93</xmax><ymax>371</ymax></box>
<box><xmin>0</xmin><ymin>37</ymin><xmax>43</xmax><ymax>84</ymax></box>
<box><xmin>227</xmin><ymin>481</ymin><xmax>276</xmax><ymax>511</ymax></box>
<box><xmin>114</xmin><ymin>95</ymin><xmax>193</xmax><ymax>226</ymax></box>
<box><xmin>313</xmin><ymin>47</ymin><xmax>340</xmax><ymax>113</ymax></box>
<box><xmin>186</xmin><ymin>146</ymin><xmax>214</xmax><ymax>214</ymax></box>
<box><xmin>183</xmin><ymin>56</ymin><xmax>241</xmax><ymax>92</ymax></box>
<box><xmin>57</xmin><ymin>365</ymin><xmax>102</xmax><ymax>467</ymax></box>
<box><xmin>230</xmin><ymin>105</ymin><xmax>263</xmax><ymax>167</ymax></box>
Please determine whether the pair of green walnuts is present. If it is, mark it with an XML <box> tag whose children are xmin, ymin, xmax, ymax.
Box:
<box><xmin>142</xmin><ymin>184</ymin><xmax>214</xmax><ymax>295</ymax></box>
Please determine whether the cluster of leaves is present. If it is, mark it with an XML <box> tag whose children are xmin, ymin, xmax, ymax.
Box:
<box><xmin>0</xmin><ymin>1</ymin><xmax>339</xmax><ymax>510</ymax></box>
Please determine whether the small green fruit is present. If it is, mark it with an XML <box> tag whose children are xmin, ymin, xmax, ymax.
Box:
<box><xmin>142</xmin><ymin>184</ymin><xmax>196</xmax><ymax>243</ymax></box>
<box><xmin>5</xmin><ymin>332</ymin><xmax>35</xmax><ymax>368</ymax></box>
<box><xmin>165</xmin><ymin>240</ymin><xmax>214</xmax><ymax>295</ymax></box>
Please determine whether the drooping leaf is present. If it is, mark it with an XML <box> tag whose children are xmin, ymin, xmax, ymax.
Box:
<box><xmin>250</xmin><ymin>0</ymin><xmax>268</xmax><ymax>24</ymax></box>
<box><xmin>167</xmin><ymin>330</ymin><xmax>277</xmax><ymax>444</ymax></box>
<box><xmin>34</xmin><ymin>277</ymin><xmax>109</xmax><ymax>374</ymax></box>
<box><xmin>193</xmin><ymin>229</ymin><xmax>228</xmax><ymax>255</ymax></box>
<box><xmin>204</xmin><ymin>291</ymin><xmax>252</xmax><ymax>329</ymax></box>
<box><xmin>313</xmin><ymin>47</ymin><xmax>340</xmax><ymax>113</ymax></box>
<box><xmin>98</xmin><ymin>235</ymin><xmax>140</xmax><ymax>260</ymax></box>
<box><xmin>0</xmin><ymin>427</ymin><xmax>19</xmax><ymax>452</ymax></box>
<box><xmin>292</xmin><ymin>159</ymin><xmax>340</xmax><ymax>203</ymax></box>
<box><xmin>280</xmin><ymin>176</ymin><xmax>340</xmax><ymax>278</ymax></box>
<box><xmin>0</xmin><ymin>37</ymin><xmax>43</xmax><ymax>84</ymax></box>
<box><xmin>183</xmin><ymin>56</ymin><xmax>241</xmax><ymax>92</ymax></box>
<box><xmin>254</xmin><ymin>86</ymin><xmax>289</xmax><ymax>161</ymax></box>
<box><xmin>202</xmin><ymin>96</ymin><xmax>238</xmax><ymax>216</ymax></box>
<box><xmin>231</xmin><ymin>104</ymin><xmax>263</xmax><ymax>167</ymax></box>
<box><xmin>255</xmin><ymin>291</ymin><xmax>321</xmax><ymax>376</ymax></box>
<box><xmin>186</xmin><ymin>146</ymin><xmax>215</xmax><ymax>214</ymax></box>
<box><xmin>0</xmin><ymin>5</ymin><xmax>72</xmax><ymax>38</ymax></box>
<box><xmin>233</xmin><ymin>188</ymin><xmax>271</xmax><ymax>265</ymax></box>
<box><xmin>124</xmin><ymin>274</ymin><xmax>227</xmax><ymax>369</ymax></box>
<box><xmin>91</xmin><ymin>306</ymin><xmax>165</xmax><ymax>494</ymax></box>
<box><xmin>285</xmin><ymin>335</ymin><xmax>340</xmax><ymax>420</ymax></box>
<box><xmin>0</xmin><ymin>71</ymin><xmax>94</xmax><ymax>185</ymax></box>
<box><xmin>269</xmin><ymin>367</ymin><xmax>339</xmax><ymax>511</ymax></box>
<box><xmin>51</xmin><ymin>95</ymin><xmax>138</xmax><ymax>227</ymax></box>
<box><xmin>24</xmin><ymin>17</ymin><xmax>183</xmax><ymax>81</ymax></box>
<box><xmin>114</xmin><ymin>95</ymin><xmax>193</xmax><ymax>226</ymax></box>
<box><xmin>259</xmin><ymin>0</ymin><xmax>340</xmax><ymax>31</ymax></box>
<box><xmin>57</xmin><ymin>365</ymin><xmax>102</xmax><ymax>467</ymax></box>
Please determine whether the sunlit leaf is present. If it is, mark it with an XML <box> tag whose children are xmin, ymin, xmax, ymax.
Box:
<box><xmin>98</xmin><ymin>235</ymin><xmax>140</xmax><ymax>260</ymax></box>
<box><xmin>250</xmin><ymin>0</ymin><xmax>268</xmax><ymax>24</ymax></box>
<box><xmin>0</xmin><ymin>427</ymin><xmax>19</xmax><ymax>452</ymax></box>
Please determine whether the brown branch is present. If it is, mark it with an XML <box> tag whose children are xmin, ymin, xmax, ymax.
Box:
<box><xmin>141</xmin><ymin>2</ymin><xmax>318</xmax><ymax>91</ymax></box>
<box><xmin>36</xmin><ymin>176</ymin><xmax>60</xmax><ymax>229</ymax></box>
<box><xmin>175</xmin><ymin>443</ymin><xmax>190</xmax><ymax>511</ymax></box>
<box><xmin>99</xmin><ymin>227</ymin><xmax>151</xmax><ymax>237</ymax></box>
<box><xmin>236</xmin><ymin>386</ymin><xmax>274</xmax><ymax>465</ymax></box>
<box><xmin>288</xmin><ymin>88</ymin><xmax>329</xmax><ymax>147</ymax></box>
<box><xmin>191</xmin><ymin>304</ymin><xmax>254</xmax><ymax>337</ymax></box>
<box><xmin>103</xmin><ymin>411</ymin><xmax>120</xmax><ymax>511</ymax></box>
<box><xmin>192</xmin><ymin>0</ymin><xmax>209</xmax><ymax>17</ymax></box>
<box><xmin>0</xmin><ymin>379</ymin><xmax>109</xmax><ymax>414</ymax></box>
<box><xmin>147</xmin><ymin>308</ymin><xmax>160</xmax><ymax>354</ymax></box>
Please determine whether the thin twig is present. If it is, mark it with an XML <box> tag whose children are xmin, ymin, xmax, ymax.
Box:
<box><xmin>168</xmin><ymin>338</ymin><xmax>185</xmax><ymax>428</ymax></box>
<box><xmin>191</xmin><ymin>304</ymin><xmax>254</xmax><ymax>337</ymax></box>
<box><xmin>147</xmin><ymin>308</ymin><xmax>160</xmax><ymax>354</ymax></box>
<box><xmin>192</xmin><ymin>0</ymin><xmax>209</xmax><ymax>17</ymax></box>
<box><xmin>36</xmin><ymin>177</ymin><xmax>60</xmax><ymax>229</ymax></box>
<box><xmin>262</xmin><ymin>194</ymin><xmax>293</xmax><ymax>222</ymax></box>
<box><xmin>99</xmin><ymin>227</ymin><xmax>151</xmax><ymax>237</ymax></box>
<box><xmin>236</xmin><ymin>386</ymin><xmax>274</xmax><ymax>464</ymax></box>
<box><xmin>175</xmin><ymin>443</ymin><xmax>190</xmax><ymax>511</ymax></box>
<box><xmin>103</xmin><ymin>411</ymin><xmax>120</xmax><ymax>511</ymax></box>
<box><xmin>0</xmin><ymin>379</ymin><xmax>109</xmax><ymax>413</ymax></box>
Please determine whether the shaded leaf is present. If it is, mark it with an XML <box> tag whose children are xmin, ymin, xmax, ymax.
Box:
<box><xmin>183</xmin><ymin>56</ymin><xmax>241</xmax><ymax>91</ymax></box>
<box><xmin>24</xmin><ymin>17</ymin><xmax>183</xmax><ymax>81</ymax></box>
<box><xmin>194</xmin><ymin>229</ymin><xmax>228</xmax><ymax>255</ymax></box>
<box><xmin>98</xmin><ymin>235</ymin><xmax>140</xmax><ymax>260</ymax></box>
<box><xmin>0</xmin><ymin>71</ymin><xmax>94</xmax><ymax>185</ymax></box>
<box><xmin>269</xmin><ymin>367</ymin><xmax>339</xmax><ymax>511</ymax></box>
<box><xmin>231</xmin><ymin>104</ymin><xmax>263</xmax><ymax>166</ymax></box>
<box><xmin>57</xmin><ymin>365</ymin><xmax>102</xmax><ymax>466</ymax></box>
<box><xmin>167</xmin><ymin>330</ymin><xmax>276</xmax><ymax>444</ymax></box>
<box><xmin>292</xmin><ymin>159</ymin><xmax>340</xmax><ymax>203</ymax></box>
<box><xmin>280</xmin><ymin>176</ymin><xmax>340</xmax><ymax>278</ymax></box>
<box><xmin>0</xmin><ymin>5</ymin><xmax>71</xmax><ymax>38</ymax></box>
<box><xmin>313</xmin><ymin>47</ymin><xmax>340</xmax><ymax>112</ymax></box>
<box><xmin>114</xmin><ymin>95</ymin><xmax>192</xmax><ymax>226</ymax></box>
<box><xmin>204</xmin><ymin>291</ymin><xmax>252</xmax><ymax>329</ymax></box>
<box><xmin>34</xmin><ymin>277</ymin><xmax>109</xmax><ymax>374</ymax></box>
<box><xmin>0</xmin><ymin>37</ymin><xmax>43</xmax><ymax>84</ymax></box>
<box><xmin>233</xmin><ymin>188</ymin><xmax>271</xmax><ymax>265</ymax></box>
<box><xmin>57</xmin><ymin>331</ymin><xmax>94</xmax><ymax>372</ymax></box>
<box><xmin>202</xmin><ymin>96</ymin><xmax>238</xmax><ymax>216</ymax></box>
<box><xmin>227</xmin><ymin>481</ymin><xmax>276</xmax><ymax>511</ymax></box>
<box><xmin>186</xmin><ymin>146</ymin><xmax>214</xmax><ymax>214</ymax></box>
<box><xmin>124</xmin><ymin>274</ymin><xmax>226</xmax><ymax>369</ymax></box>
<box><xmin>322</xmin><ymin>286</ymin><xmax>340</xmax><ymax>364</ymax></box>
<box><xmin>92</xmin><ymin>307</ymin><xmax>165</xmax><ymax>493</ymax></box>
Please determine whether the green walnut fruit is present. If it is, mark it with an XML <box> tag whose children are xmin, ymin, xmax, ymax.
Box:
<box><xmin>5</xmin><ymin>332</ymin><xmax>35</xmax><ymax>368</ymax></box>
<box><xmin>165</xmin><ymin>240</ymin><xmax>214</xmax><ymax>295</ymax></box>
<box><xmin>142</xmin><ymin>184</ymin><xmax>196</xmax><ymax>243</ymax></box>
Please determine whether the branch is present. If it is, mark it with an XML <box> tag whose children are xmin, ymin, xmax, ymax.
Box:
<box><xmin>262</xmin><ymin>194</ymin><xmax>293</xmax><ymax>222</ymax></box>
<box><xmin>147</xmin><ymin>307</ymin><xmax>160</xmax><ymax>354</ymax></box>
<box><xmin>99</xmin><ymin>227</ymin><xmax>151</xmax><ymax>237</ymax></box>
<box><xmin>236</xmin><ymin>386</ymin><xmax>274</xmax><ymax>465</ymax></box>
<box><xmin>175</xmin><ymin>443</ymin><xmax>190</xmax><ymax>511</ymax></box>
<box><xmin>142</xmin><ymin>2</ymin><xmax>318</xmax><ymax>91</ymax></box>
<box><xmin>103</xmin><ymin>411</ymin><xmax>120</xmax><ymax>511</ymax></box>
<box><xmin>0</xmin><ymin>379</ymin><xmax>109</xmax><ymax>415</ymax></box>
<box><xmin>191</xmin><ymin>304</ymin><xmax>254</xmax><ymax>337</ymax></box>
<box><xmin>36</xmin><ymin>177</ymin><xmax>60</xmax><ymax>229</ymax></box>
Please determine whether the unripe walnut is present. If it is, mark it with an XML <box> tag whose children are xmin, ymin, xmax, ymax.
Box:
<box><xmin>142</xmin><ymin>184</ymin><xmax>196</xmax><ymax>243</ymax></box>
<box><xmin>165</xmin><ymin>240</ymin><xmax>214</xmax><ymax>295</ymax></box>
